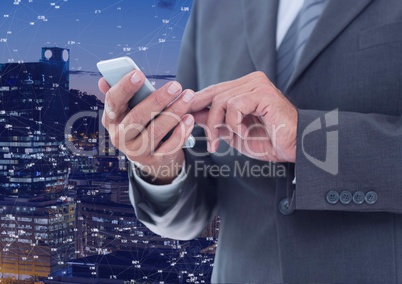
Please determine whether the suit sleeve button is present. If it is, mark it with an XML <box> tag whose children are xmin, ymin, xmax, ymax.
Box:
<box><xmin>326</xmin><ymin>191</ymin><xmax>339</xmax><ymax>205</ymax></box>
<box><xmin>279</xmin><ymin>198</ymin><xmax>294</xmax><ymax>215</ymax></box>
<box><xmin>365</xmin><ymin>191</ymin><xmax>378</xmax><ymax>205</ymax></box>
<box><xmin>353</xmin><ymin>191</ymin><xmax>365</xmax><ymax>205</ymax></box>
<box><xmin>339</xmin><ymin>191</ymin><xmax>352</xmax><ymax>204</ymax></box>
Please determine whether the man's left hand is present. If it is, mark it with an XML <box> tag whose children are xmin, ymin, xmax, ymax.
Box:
<box><xmin>190</xmin><ymin>71</ymin><xmax>297</xmax><ymax>163</ymax></box>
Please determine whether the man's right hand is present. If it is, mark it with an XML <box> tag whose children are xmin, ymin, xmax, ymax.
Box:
<box><xmin>98</xmin><ymin>70</ymin><xmax>195</xmax><ymax>184</ymax></box>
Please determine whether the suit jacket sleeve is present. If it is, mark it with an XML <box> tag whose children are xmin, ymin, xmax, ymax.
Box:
<box><xmin>283</xmin><ymin>0</ymin><xmax>402</xmax><ymax>214</ymax></box>
<box><xmin>129</xmin><ymin>2</ymin><xmax>218</xmax><ymax>240</ymax></box>
<box><xmin>294</xmin><ymin>109</ymin><xmax>402</xmax><ymax>213</ymax></box>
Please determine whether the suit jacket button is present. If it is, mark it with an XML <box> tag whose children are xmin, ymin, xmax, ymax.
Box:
<box><xmin>365</xmin><ymin>191</ymin><xmax>378</xmax><ymax>205</ymax></box>
<box><xmin>353</xmin><ymin>191</ymin><xmax>365</xmax><ymax>205</ymax></box>
<box><xmin>279</xmin><ymin>198</ymin><xmax>294</xmax><ymax>215</ymax></box>
<box><xmin>326</xmin><ymin>191</ymin><xmax>339</xmax><ymax>205</ymax></box>
<box><xmin>339</xmin><ymin>191</ymin><xmax>352</xmax><ymax>204</ymax></box>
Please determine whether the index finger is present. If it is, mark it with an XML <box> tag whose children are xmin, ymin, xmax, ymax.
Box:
<box><xmin>189</xmin><ymin>72</ymin><xmax>260</xmax><ymax>113</ymax></box>
<box><xmin>104</xmin><ymin>70</ymin><xmax>147</xmax><ymax>115</ymax></box>
<box><xmin>98</xmin><ymin>77</ymin><xmax>111</xmax><ymax>94</ymax></box>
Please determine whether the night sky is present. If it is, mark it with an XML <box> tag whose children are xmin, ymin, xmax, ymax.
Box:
<box><xmin>0</xmin><ymin>0</ymin><xmax>192</xmax><ymax>99</ymax></box>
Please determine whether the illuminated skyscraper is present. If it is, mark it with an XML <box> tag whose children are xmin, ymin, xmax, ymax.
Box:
<box><xmin>0</xmin><ymin>196</ymin><xmax>76</xmax><ymax>279</ymax></box>
<box><xmin>0</xmin><ymin>47</ymin><xmax>71</xmax><ymax>198</ymax></box>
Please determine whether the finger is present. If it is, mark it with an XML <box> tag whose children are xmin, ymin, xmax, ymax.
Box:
<box><xmin>190</xmin><ymin>71</ymin><xmax>266</xmax><ymax>112</ymax></box>
<box><xmin>225</xmin><ymin>92</ymin><xmax>257</xmax><ymax>138</ymax></box>
<box><xmin>102</xmin><ymin>100</ymin><xmax>131</xmax><ymax>125</ymax></box>
<box><xmin>206</xmin><ymin>85</ymin><xmax>254</xmax><ymax>152</ymax></box>
<box><xmin>135</xmin><ymin>80</ymin><xmax>182</xmax><ymax>116</ymax></box>
<box><xmin>122</xmin><ymin>89</ymin><xmax>195</xmax><ymax>156</ymax></box>
<box><xmin>120</xmin><ymin>82</ymin><xmax>185</xmax><ymax>141</ymax></box>
<box><xmin>145</xmin><ymin>90</ymin><xmax>195</xmax><ymax>146</ymax></box>
<box><xmin>219</xmin><ymin>120</ymin><xmax>275</xmax><ymax>161</ymax></box>
<box><xmin>104</xmin><ymin>70</ymin><xmax>145</xmax><ymax>121</ymax></box>
<box><xmin>101</xmin><ymin>104</ymin><xmax>130</xmax><ymax>147</ymax></box>
<box><xmin>193</xmin><ymin>109</ymin><xmax>232</xmax><ymax>153</ymax></box>
<box><xmin>206</xmin><ymin>100</ymin><xmax>225</xmax><ymax>152</ymax></box>
<box><xmin>220</xmin><ymin>128</ymin><xmax>242</xmax><ymax>152</ymax></box>
<box><xmin>123</xmin><ymin>116</ymin><xmax>194</xmax><ymax>173</ymax></box>
<box><xmin>192</xmin><ymin>109</ymin><xmax>209</xmax><ymax>126</ymax></box>
<box><xmin>155</xmin><ymin>114</ymin><xmax>195</xmax><ymax>156</ymax></box>
<box><xmin>98</xmin><ymin>78</ymin><xmax>110</xmax><ymax>94</ymax></box>
<box><xmin>99</xmin><ymin>77</ymin><xmax>116</xmax><ymax>128</ymax></box>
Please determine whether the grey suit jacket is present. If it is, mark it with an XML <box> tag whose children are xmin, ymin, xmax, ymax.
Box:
<box><xmin>129</xmin><ymin>0</ymin><xmax>402</xmax><ymax>282</ymax></box>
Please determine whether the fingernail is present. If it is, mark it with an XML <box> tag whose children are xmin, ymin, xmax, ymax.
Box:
<box><xmin>207</xmin><ymin>141</ymin><xmax>211</xmax><ymax>152</ymax></box>
<box><xmin>131</xmin><ymin>71</ymin><xmax>141</xmax><ymax>84</ymax></box>
<box><xmin>168</xmin><ymin>81</ymin><xmax>181</xmax><ymax>95</ymax></box>
<box><xmin>184</xmin><ymin>115</ymin><xmax>194</xmax><ymax>126</ymax></box>
<box><xmin>182</xmin><ymin>90</ymin><xmax>195</xmax><ymax>103</ymax></box>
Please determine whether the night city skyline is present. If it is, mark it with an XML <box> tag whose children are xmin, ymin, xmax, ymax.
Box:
<box><xmin>0</xmin><ymin>0</ymin><xmax>192</xmax><ymax>98</ymax></box>
<box><xmin>0</xmin><ymin>1</ymin><xmax>219</xmax><ymax>283</ymax></box>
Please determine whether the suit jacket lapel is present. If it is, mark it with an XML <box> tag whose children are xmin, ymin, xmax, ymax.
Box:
<box><xmin>286</xmin><ymin>0</ymin><xmax>373</xmax><ymax>92</ymax></box>
<box><xmin>242</xmin><ymin>0</ymin><xmax>279</xmax><ymax>80</ymax></box>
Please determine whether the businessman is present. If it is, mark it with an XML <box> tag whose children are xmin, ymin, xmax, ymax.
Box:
<box><xmin>99</xmin><ymin>0</ymin><xmax>402</xmax><ymax>282</ymax></box>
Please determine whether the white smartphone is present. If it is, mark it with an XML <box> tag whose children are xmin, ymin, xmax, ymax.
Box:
<box><xmin>97</xmin><ymin>56</ymin><xmax>195</xmax><ymax>148</ymax></box>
